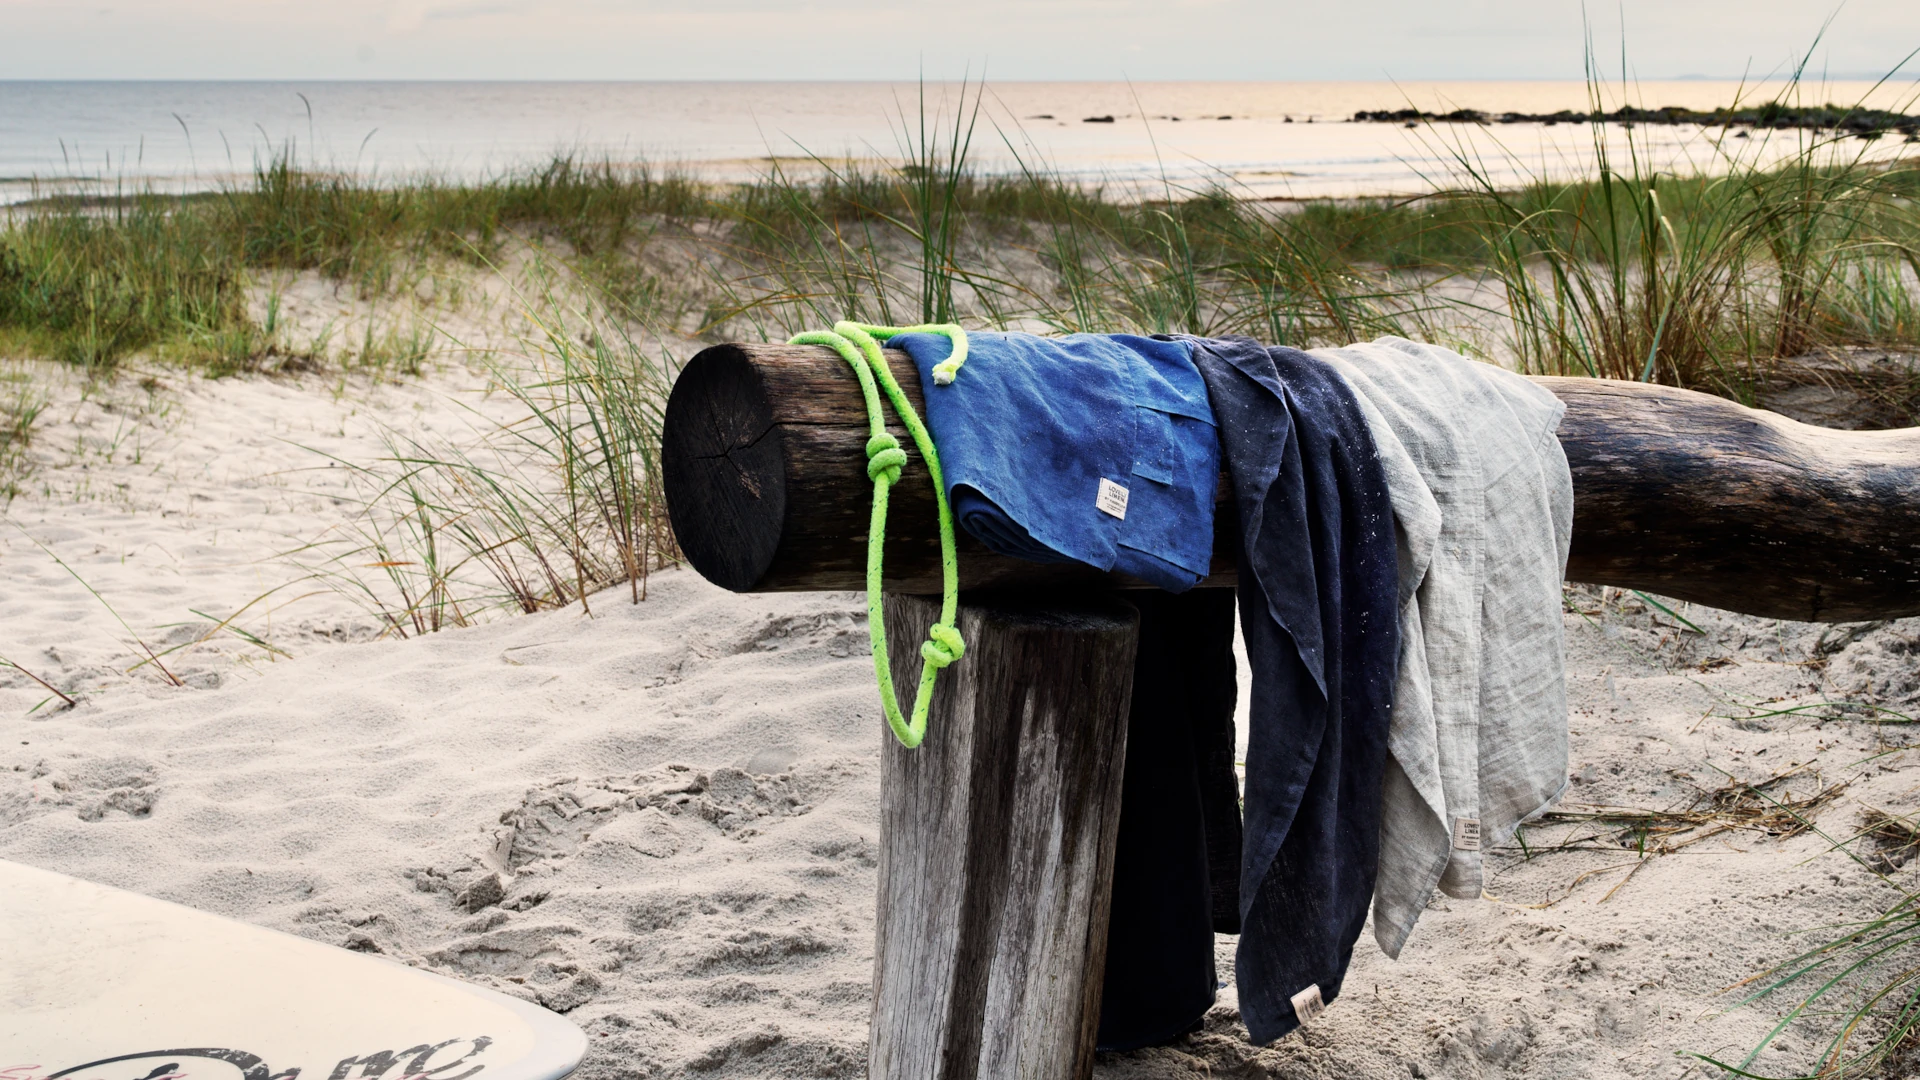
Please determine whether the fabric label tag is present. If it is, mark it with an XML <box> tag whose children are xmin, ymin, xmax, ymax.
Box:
<box><xmin>1452</xmin><ymin>817</ymin><xmax>1482</xmax><ymax>852</ymax></box>
<box><xmin>1290</xmin><ymin>983</ymin><xmax>1325</xmax><ymax>1023</ymax></box>
<box><xmin>1095</xmin><ymin>477</ymin><xmax>1130</xmax><ymax>520</ymax></box>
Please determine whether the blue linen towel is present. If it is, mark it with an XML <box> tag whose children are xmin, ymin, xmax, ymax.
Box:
<box><xmin>889</xmin><ymin>331</ymin><xmax>1220</xmax><ymax>592</ymax></box>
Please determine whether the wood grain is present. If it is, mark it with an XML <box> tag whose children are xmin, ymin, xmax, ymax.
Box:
<box><xmin>870</xmin><ymin>592</ymin><xmax>1140</xmax><ymax>1080</ymax></box>
<box><xmin>662</xmin><ymin>343</ymin><xmax>1920</xmax><ymax>621</ymax></box>
<box><xmin>1543</xmin><ymin>376</ymin><xmax>1920</xmax><ymax>622</ymax></box>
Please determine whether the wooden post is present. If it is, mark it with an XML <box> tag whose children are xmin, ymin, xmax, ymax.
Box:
<box><xmin>871</xmin><ymin>592</ymin><xmax>1140</xmax><ymax>1080</ymax></box>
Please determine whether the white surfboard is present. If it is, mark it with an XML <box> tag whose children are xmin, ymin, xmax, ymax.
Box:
<box><xmin>0</xmin><ymin>859</ymin><xmax>587</xmax><ymax>1080</ymax></box>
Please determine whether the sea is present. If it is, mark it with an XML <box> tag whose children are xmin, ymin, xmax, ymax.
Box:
<box><xmin>2</xmin><ymin>79</ymin><xmax>1913</xmax><ymax>205</ymax></box>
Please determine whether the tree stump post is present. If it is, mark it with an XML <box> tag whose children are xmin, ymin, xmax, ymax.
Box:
<box><xmin>870</xmin><ymin>592</ymin><xmax>1141</xmax><ymax>1080</ymax></box>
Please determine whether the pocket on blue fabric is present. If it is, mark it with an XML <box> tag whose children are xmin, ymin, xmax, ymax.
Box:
<box><xmin>1121</xmin><ymin>406</ymin><xmax>1220</xmax><ymax>578</ymax></box>
<box><xmin>1130</xmin><ymin>406</ymin><xmax>1177</xmax><ymax>485</ymax></box>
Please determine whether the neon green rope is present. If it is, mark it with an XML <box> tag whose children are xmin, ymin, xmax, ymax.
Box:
<box><xmin>787</xmin><ymin>321</ymin><xmax>969</xmax><ymax>748</ymax></box>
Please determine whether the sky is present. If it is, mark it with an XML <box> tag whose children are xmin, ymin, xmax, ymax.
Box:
<box><xmin>1</xmin><ymin>0</ymin><xmax>1916</xmax><ymax>82</ymax></box>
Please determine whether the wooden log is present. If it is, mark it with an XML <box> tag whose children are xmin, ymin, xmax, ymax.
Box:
<box><xmin>1544</xmin><ymin>376</ymin><xmax>1920</xmax><ymax>622</ymax></box>
<box><xmin>661</xmin><ymin>343</ymin><xmax>1920</xmax><ymax>622</ymax></box>
<box><xmin>871</xmin><ymin>592</ymin><xmax>1139</xmax><ymax>1080</ymax></box>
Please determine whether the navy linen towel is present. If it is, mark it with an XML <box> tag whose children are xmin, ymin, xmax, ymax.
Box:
<box><xmin>890</xmin><ymin>331</ymin><xmax>1220</xmax><ymax>592</ymax></box>
<box><xmin>1182</xmin><ymin>335</ymin><xmax>1399</xmax><ymax>1044</ymax></box>
<box><xmin>1096</xmin><ymin>587</ymin><xmax>1241</xmax><ymax>1052</ymax></box>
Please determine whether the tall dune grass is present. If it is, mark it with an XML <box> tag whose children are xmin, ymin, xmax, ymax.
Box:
<box><xmin>1417</xmin><ymin>53</ymin><xmax>1920</xmax><ymax>393</ymax></box>
<box><xmin>286</xmin><ymin>272</ymin><xmax>678</xmax><ymax>634</ymax></box>
<box><xmin>3</xmin><ymin>110</ymin><xmax>1915</xmax><ymax>378</ymax></box>
<box><xmin>0</xmin><ymin>155</ymin><xmax>709</xmax><ymax>372</ymax></box>
<box><xmin>0</xmin><ymin>373</ymin><xmax>46</xmax><ymax>500</ymax></box>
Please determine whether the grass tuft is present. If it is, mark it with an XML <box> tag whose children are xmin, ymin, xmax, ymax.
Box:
<box><xmin>0</xmin><ymin>373</ymin><xmax>47</xmax><ymax>499</ymax></box>
<box><xmin>287</xmin><ymin>270</ymin><xmax>678</xmax><ymax>634</ymax></box>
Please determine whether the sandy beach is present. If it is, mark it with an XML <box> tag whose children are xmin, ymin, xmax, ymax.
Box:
<box><xmin>7</xmin><ymin>0</ymin><xmax>1920</xmax><ymax>1069</ymax></box>
<box><xmin>3</xmin><ymin>343</ymin><xmax>1918</xmax><ymax>1080</ymax></box>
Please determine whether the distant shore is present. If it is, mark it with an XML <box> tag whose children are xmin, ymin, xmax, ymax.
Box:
<box><xmin>1354</xmin><ymin>102</ymin><xmax>1920</xmax><ymax>138</ymax></box>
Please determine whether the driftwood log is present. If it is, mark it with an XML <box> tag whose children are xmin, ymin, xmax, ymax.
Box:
<box><xmin>1539</xmin><ymin>376</ymin><xmax>1920</xmax><ymax>622</ymax></box>
<box><xmin>872</xmin><ymin>593</ymin><xmax>1138</xmax><ymax>1080</ymax></box>
<box><xmin>663</xmin><ymin>343</ymin><xmax>1920</xmax><ymax>622</ymax></box>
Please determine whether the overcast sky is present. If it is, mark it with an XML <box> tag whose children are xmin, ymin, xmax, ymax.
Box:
<box><xmin>2</xmin><ymin>0</ymin><xmax>1916</xmax><ymax>82</ymax></box>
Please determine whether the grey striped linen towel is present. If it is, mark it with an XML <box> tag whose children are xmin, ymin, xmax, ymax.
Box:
<box><xmin>1310</xmin><ymin>337</ymin><xmax>1574</xmax><ymax>959</ymax></box>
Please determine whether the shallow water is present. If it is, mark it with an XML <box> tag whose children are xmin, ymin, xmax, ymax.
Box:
<box><xmin>1</xmin><ymin>79</ymin><xmax>1913</xmax><ymax>204</ymax></box>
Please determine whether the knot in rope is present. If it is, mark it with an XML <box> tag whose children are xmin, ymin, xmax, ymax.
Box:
<box><xmin>921</xmin><ymin>622</ymin><xmax>965</xmax><ymax>668</ymax></box>
<box><xmin>786</xmin><ymin>321</ymin><xmax>968</xmax><ymax>750</ymax></box>
<box><xmin>865</xmin><ymin>434</ymin><xmax>908</xmax><ymax>484</ymax></box>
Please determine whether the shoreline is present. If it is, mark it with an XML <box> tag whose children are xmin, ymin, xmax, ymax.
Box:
<box><xmin>8</xmin><ymin>76</ymin><xmax>1919</xmax><ymax>209</ymax></box>
<box><xmin>8</xmin><ymin>111</ymin><xmax>1916</xmax><ymax>210</ymax></box>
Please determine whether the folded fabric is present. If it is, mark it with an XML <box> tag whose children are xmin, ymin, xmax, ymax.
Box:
<box><xmin>1181</xmin><ymin>335</ymin><xmax>1399</xmax><ymax>1045</ymax></box>
<box><xmin>890</xmin><ymin>331</ymin><xmax>1220</xmax><ymax>592</ymax></box>
<box><xmin>1308</xmin><ymin>337</ymin><xmax>1573</xmax><ymax>959</ymax></box>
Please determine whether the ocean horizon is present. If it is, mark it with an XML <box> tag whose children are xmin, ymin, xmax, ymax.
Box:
<box><xmin>4</xmin><ymin>78</ymin><xmax>1914</xmax><ymax>204</ymax></box>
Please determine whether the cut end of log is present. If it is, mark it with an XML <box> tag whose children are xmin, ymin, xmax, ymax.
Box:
<box><xmin>662</xmin><ymin>344</ymin><xmax>788</xmax><ymax>592</ymax></box>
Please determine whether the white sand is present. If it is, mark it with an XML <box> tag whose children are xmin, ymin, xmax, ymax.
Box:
<box><xmin>4</xmin><ymin>360</ymin><xmax>1920</xmax><ymax>1080</ymax></box>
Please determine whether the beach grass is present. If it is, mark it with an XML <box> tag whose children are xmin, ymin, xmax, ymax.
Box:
<box><xmin>0</xmin><ymin>154</ymin><xmax>709</xmax><ymax>373</ymax></box>
<box><xmin>1693</xmin><ymin>791</ymin><xmax>1920</xmax><ymax>1079</ymax></box>
<box><xmin>3</xmin><ymin>117</ymin><xmax>1916</xmax><ymax>382</ymax></box>
<box><xmin>281</xmin><ymin>265</ymin><xmax>680</xmax><ymax>633</ymax></box>
<box><xmin>0</xmin><ymin>371</ymin><xmax>45</xmax><ymax>499</ymax></box>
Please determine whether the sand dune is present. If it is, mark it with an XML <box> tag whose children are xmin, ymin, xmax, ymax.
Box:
<box><xmin>4</xmin><ymin>362</ymin><xmax>1919</xmax><ymax>1079</ymax></box>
